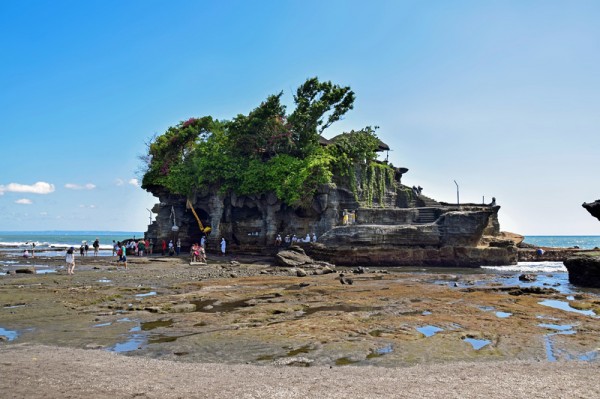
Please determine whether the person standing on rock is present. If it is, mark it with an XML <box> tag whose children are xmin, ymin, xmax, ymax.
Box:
<box><xmin>176</xmin><ymin>239</ymin><xmax>181</xmax><ymax>256</ymax></box>
<box><xmin>220</xmin><ymin>237</ymin><xmax>226</xmax><ymax>256</ymax></box>
<box><xmin>200</xmin><ymin>235</ymin><xmax>206</xmax><ymax>250</ymax></box>
<box><xmin>168</xmin><ymin>240</ymin><xmax>175</xmax><ymax>256</ymax></box>
<box><xmin>66</xmin><ymin>247</ymin><xmax>75</xmax><ymax>275</ymax></box>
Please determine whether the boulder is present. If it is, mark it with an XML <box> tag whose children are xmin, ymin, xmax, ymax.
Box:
<box><xmin>519</xmin><ymin>274</ymin><xmax>537</xmax><ymax>282</ymax></box>
<box><xmin>564</xmin><ymin>256</ymin><xmax>600</xmax><ymax>288</ymax></box>
<box><xmin>15</xmin><ymin>267</ymin><xmax>36</xmax><ymax>274</ymax></box>
<box><xmin>275</xmin><ymin>246</ymin><xmax>313</xmax><ymax>267</ymax></box>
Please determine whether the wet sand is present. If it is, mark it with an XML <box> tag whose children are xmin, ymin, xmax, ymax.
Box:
<box><xmin>1</xmin><ymin>253</ymin><xmax>600</xmax><ymax>397</ymax></box>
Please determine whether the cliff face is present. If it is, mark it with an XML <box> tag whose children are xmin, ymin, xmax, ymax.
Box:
<box><xmin>144</xmin><ymin>179</ymin><xmax>516</xmax><ymax>267</ymax></box>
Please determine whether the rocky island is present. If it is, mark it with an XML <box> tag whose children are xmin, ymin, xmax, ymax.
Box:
<box><xmin>142</xmin><ymin>78</ymin><xmax>517</xmax><ymax>267</ymax></box>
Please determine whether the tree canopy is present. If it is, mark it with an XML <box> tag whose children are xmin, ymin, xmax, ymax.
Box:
<box><xmin>141</xmin><ymin>77</ymin><xmax>393</xmax><ymax>207</ymax></box>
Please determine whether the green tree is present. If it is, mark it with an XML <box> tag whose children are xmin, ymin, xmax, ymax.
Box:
<box><xmin>288</xmin><ymin>77</ymin><xmax>355</xmax><ymax>157</ymax></box>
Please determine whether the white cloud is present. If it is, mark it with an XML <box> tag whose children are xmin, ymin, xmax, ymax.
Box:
<box><xmin>128</xmin><ymin>178</ymin><xmax>139</xmax><ymax>187</ymax></box>
<box><xmin>0</xmin><ymin>181</ymin><xmax>55</xmax><ymax>195</ymax></box>
<box><xmin>15</xmin><ymin>198</ymin><xmax>32</xmax><ymax>205</ymax></box>
<box><xmin>40</xmin><ymin>212</ymin><xmax>48</xmax><ymax>216</ymax></box>
<box><xmin>115</xmin><ymin>178</ymin><xmax>124</xmax><ymax>186</ymax></box>
<box><xmin>65</xmin><ymin>183</ymin><xmax>96</xmax><ymax>190</ymax></box>
<box><xmin>90</xmin><ymin>204</ymin><xmax>96</xmax><ymax>208</ymax></box>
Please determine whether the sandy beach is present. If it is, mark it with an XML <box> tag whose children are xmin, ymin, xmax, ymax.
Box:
<box><xmin>2</xmin><ymin>344</ymin><xmax>600</xmax><ymax>398</ymax></box>
<box><xmin>2</xmin><ymin>253</ymin><xmax>600</xmax><ymax>397</ymax></box>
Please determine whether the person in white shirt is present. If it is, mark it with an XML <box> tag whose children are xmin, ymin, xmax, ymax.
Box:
<box><xmin>65</xmin><ymin>247</ymin><xmax>76</xmax><ymax>275</ymax></box>
<box><xmin>220</xmin><ymin>238</ymin><xmax>226</xmax><ymax>256</ymax></box>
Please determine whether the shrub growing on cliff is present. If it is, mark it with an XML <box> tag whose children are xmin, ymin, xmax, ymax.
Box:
<box><xmin>141</xmin><ymin>77</ymin><xmax>393</xmax><ymax>207</ymax></box>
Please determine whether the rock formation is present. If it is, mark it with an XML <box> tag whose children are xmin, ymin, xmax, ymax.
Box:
<box><xmin>144</xmin><ymin>172</ymin><xmax>517</xmax><ymax>267</ymax></box>
<box><xmin>583</xmin><ymin>200</ymin><xmax>600</xmax><ymax>222</ymax></box>
<box><xmin>564</xmin><ymin>255</ymin><xmax>600</xmax><ymax>288</ymax></box>
<box><xmin>563</xmin><ymin>199</ymin><xmax>600</xmax><ymax>287</ymax></box>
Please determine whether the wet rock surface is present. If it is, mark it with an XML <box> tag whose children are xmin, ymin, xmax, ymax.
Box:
<box><xmin>564</xmin><ymin>254</ymin><xmax>600</xmax><ymax>288</ymax></box>
<box><xmin>1</xmin><ymin>253</ymin><xmax>600</xmax><ymax>367</ymax></box>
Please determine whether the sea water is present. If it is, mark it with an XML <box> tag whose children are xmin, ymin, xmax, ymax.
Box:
<box><xmin>0</xmin><ymin>231</ymin><xmax>143</xmax><ymax>256</ymax></box>
<box><xmin>524</xmin><ymin>236</ymin><xmax>600</xmax><ymax>249</ymax></box>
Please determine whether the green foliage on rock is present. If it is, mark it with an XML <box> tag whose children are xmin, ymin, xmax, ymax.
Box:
<box><xmin>141</xmin><ymin>78</ymin><xmax>395</xmax><ymax>208</ymax></box>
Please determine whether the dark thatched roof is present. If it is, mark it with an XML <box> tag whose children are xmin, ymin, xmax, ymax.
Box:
<box><xmin>329</xmin><ymin>133</ymin><xmax>390</xmax><ymax>152</ymax></box>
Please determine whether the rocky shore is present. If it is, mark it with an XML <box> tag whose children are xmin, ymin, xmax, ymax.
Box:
<box><xmin>2</xmin><ymin>252</ymin><xmax>600</xmax><ymax>397</ymax></box>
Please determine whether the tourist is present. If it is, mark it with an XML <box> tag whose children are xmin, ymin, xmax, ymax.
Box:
<box><xmin>176</xmin><ymin>238</ymin><xmax>181</xmax><ymax>256</ymax></box>
<box><xmin>23</xmin><ymin>249</ymin><xmax>30</xmax><ymax>258</ymax></box>
<box><xmin>148</xmin><ymin>238</ymin><xmax>153</xmax><ymax>255</ymax></box>
<box><xmin>198</xmin><ymin>244</ymin><xmax>206</xmax><ymax>262</ymax></box>
<box><xmin>191</xmin><ymin>243</ymin><xmax>199</xmax><ymax>262</ymax></box>
<box><xmin>145</xmin><ymin>239</ymin><xmax>150</xmax><ymax>255</ymax></box>
<box><xmin>31</xmin><ymin>242</ymin><xmax>36</xmax><ymax>258</ymax></box>
<box><xmin>138</xmin><ymin>240</ymin><xmax>145</xmax><ymax>256</ymax></box>
<box><xmin>312</xmin><ymin>233</ymin><xmax>317</xmax><ymax>242</ymax></box>
<box><xmin>342</xmin><ymin>209</ymin><xmax>349</xmax><ymax>225</ymax></box>
<box><xmin>168</xmin><ymin>240</ymin><xmax>174</xmax><ymax>256</ymax></box>
<box><xmin>220</xmin><ymin>237</ymin><xmax>226</xmax><ymax>256</ymax></box>
<box><xmin>112</xmin><ymin>240</ymin><xmax>117</xmax><ymax>256</ymax></box>
<box><xmin>65</xmin><ymin>247</ymin><xmax>75</xmax><ymax>275</ymax></box>
<box><xmin>161</xmin><ymin>239</ymin><xmax>166</xmax><ymax>256</ymax></box>
<box><xmin>284</xmin><ymin>235</ymin><xmax>290</xmax><ymax>247</ymax></box>
<box><xmin>84</xmin><ymin>242</ymin><xmax>89</xmax><ymax>256</ymax></box>
<box><xmin>200</xmin><ymin>235</ymin><xmax>206</xmax><ymax>250</ymax></box>
<box><xmin>275</xmin><ymin>234</ymin><xmax>282</xmax><ymax>246</ymax></box>
<box><xmin>93</xmin><ymin>238</ymin><xmax>100</xmax><ymax>256</ymax></box>
<box><xmin>79</xmin><ymin>244</ymin><xmax>85</xmax><ymax>257</ymax></box>
<box><xmin>117</xmin><ymin>241</ymin><xmax>127</xmax><ymax>270</ymax></box>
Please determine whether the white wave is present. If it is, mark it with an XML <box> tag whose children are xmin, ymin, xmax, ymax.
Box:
<box><xmin>0</xmin><ymin>241</ymin><xmax>50</xmax><ymax>248</ymax></box>
<box><xmin>482</xmin><ymin>262</ymin><xmax>566</xmax><ymax>273</ymax></box>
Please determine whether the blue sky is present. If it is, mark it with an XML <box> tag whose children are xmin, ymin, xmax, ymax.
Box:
<box><xmin>1</xmin><ymin>0</ymin><xmax>599</xmax><ymax>235</ymax></box>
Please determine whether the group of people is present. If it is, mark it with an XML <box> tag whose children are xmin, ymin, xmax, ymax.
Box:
<box><xmin>275</xmin><ymin>233</ymin><xmax>317</xmax><ymax>246</ymax></box>
<box><xmin>342</xmin><ymin>209</ymin><xmax>356</xmax><ymax>225</ymax></box>
<box><xmin>78</xmin><ymin>238</ymin><xmax>100</xmax><ymax>257</ymax></box>
<box><xmin>115</xmin><ymin>239</ymin><xmax>151</xmax><ymax>257</ymax></box>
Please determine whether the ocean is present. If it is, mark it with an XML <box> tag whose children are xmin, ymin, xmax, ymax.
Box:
<box><xmin>523</xmin><ymin>236</ymin><xmax>600</xmax><ymax>249</ymax></box>
<box><xmin>0</xmin><ymin>231</ymin><xmax>143</xmax><ymax>256</ymax></box>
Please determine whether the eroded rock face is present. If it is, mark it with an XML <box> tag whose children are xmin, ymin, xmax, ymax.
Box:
<box><xmin>583</xmin><ymin>200</ymin><xmax>600</xmax><ymax>222</ymax></box>
<box><xmin>144</xmin><ymin>182</ymin><xmax>517</xmax><ymax>267</ymax></box>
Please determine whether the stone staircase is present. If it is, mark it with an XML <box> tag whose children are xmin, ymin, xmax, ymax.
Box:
<box><xmin>415</xmin><ymin>208</ymin><xmax>438</xmax><ymax>224</ymax></box>
<box><xmin>416</xmin><ymin>194</ymin><xmax>441</xmax><ymax>207</ymax></box>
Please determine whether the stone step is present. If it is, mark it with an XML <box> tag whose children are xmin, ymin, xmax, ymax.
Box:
<box><xmin>415</xmin><ymin>208</ymin><xmax>437</xmax><ymax>224</ymax></box>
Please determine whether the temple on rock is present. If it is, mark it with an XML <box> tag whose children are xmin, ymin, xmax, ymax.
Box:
<box><xmin>141</xmin><ymin>78</ymin><xmax>517</xmax><ymax>267</ymax></box>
